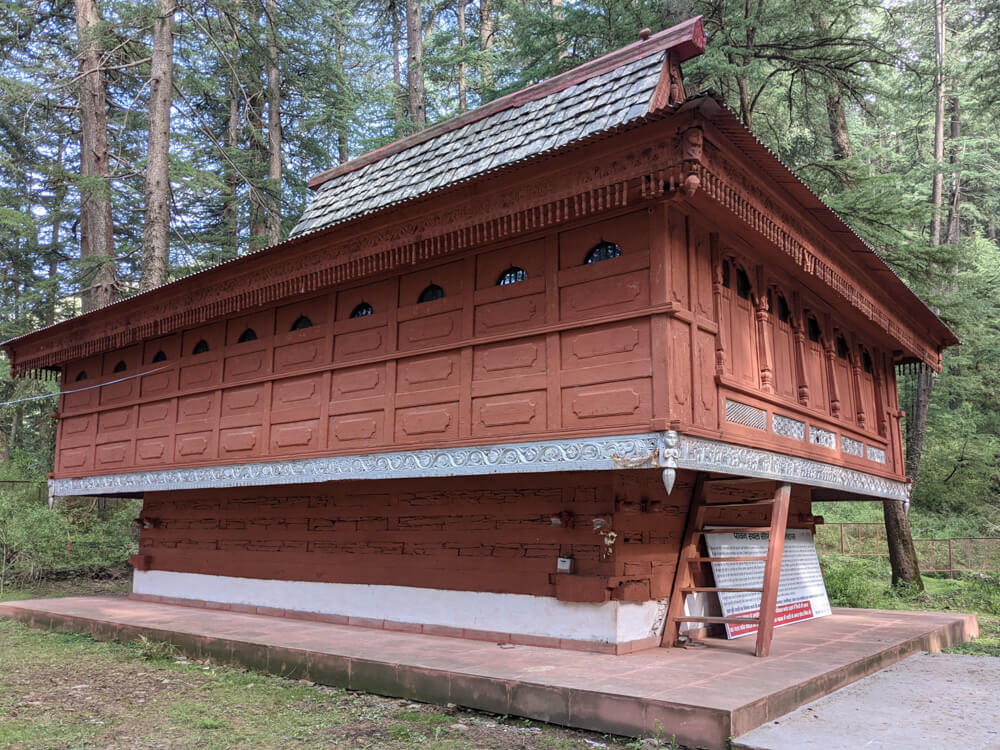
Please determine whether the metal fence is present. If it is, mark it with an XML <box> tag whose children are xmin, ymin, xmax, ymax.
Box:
<box><xmin>816</xmin><ymin>522</ymin><xmax>1000</xmax><ymax>577</ymax></box>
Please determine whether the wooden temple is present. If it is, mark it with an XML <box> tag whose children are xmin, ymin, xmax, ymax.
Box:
<box><xmin>3</xmin><ymin>17</ymin><xmax>957</xmax><ymax>658</ymax></box>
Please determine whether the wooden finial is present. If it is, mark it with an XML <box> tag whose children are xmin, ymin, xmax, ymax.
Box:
<box><xmin>639</xmin><ymin>28</ymin><xmax>651</xmax><ymax>41</ymax></box>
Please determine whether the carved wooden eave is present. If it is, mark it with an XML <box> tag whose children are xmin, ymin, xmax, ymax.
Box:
<box><xmin>3</xmin><ymin>98</ymin><xmax>952</xmax><ymax>378</ymax></box>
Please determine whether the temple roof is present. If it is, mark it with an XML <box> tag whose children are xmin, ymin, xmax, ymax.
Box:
<box><xmin>292</xmin><ymin>18</ymin><xmax>705</xmax><ymax>237</ymax></box>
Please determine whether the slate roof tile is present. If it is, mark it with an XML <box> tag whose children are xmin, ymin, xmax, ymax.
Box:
<box><xmin>290</xmin><ymin>52</ymin><xmax>666</xmax><ymax>238</ymax></box>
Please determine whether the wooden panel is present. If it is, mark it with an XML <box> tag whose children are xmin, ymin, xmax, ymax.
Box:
<box><xmin>394</xmin><ymin>402</ymin><xmax>459</xmax><ymax>443</ymax></box>
<box><xmin>181</xmin><ymin>322</ymin><xmax>225</xmax><ymax>359</ymax></box>
<box><xmin>273</xmin><ymin>336</ymin><xmax>325</xmax><ymax>374</ymax></box>
<box><xmin>398</xmin><ymin>259</ymin><xmax>465</xmax><ymax>306</ymax></box>
<box><xmin>95</xmin><ymin>440</ymin><xmax>132</xmax><ymax>470</ymax></box>
<box><xmin>223</xmin><ymin>347</ymin><xmax>268</xmax><ymax>383</ymax></box>
<box><xmin>62</xmin><ymin>356</ymin><xmax>101</xmax><ymax>413</ymax></box>
<box><xmin>474</xmin><ymin>292</ymin><xmax>545</xmax><ymax>336</ymax></box>
<box><xmin>475</xmin><ymin>238</ymin><xmax>546</xmax><ymax>289</ymax></box>
<box><xmin>219</xmin><ymin>426</ymin><xmax>264</xmax><ymax>459</ymax></box>
<box><xmin>137</xmin><ymin>400</ymin><xmax>174</xmax><ymax>435</ymax></box>
<box><xmin>270</xmin><ymin>420</ymin><xmax>322</xmax><ymax>453</ymax></box>
<box><xmin>396</xmin><ymin>352</ymin><xmax>460</xmax><ymax>394</ymax></box>
<box><xmin>562</xmin><ymin>377</ymin><xmax>651</xmax><ymax>430</ymax></box>
<box><xmin>58</xmin><ymin>445</ymin><xmax>93</xmax><ymax>472</ymax></box>
<box><xmin>472</xmin><ymin>337</ymin><xmax>546</xmax><ymax>381</ymax></box>
<box><xmin>329</xmin><ymin>410</ymin><xmax>384</xmax><ymax>448</ymax></box>
<box><xmin>275</xmin><ymin>295</ymin><xmax>329</xmax><ymax>333</ymax></box>
<box><xmin>175</xmin><ymin>431</ymin><xmax>215</xmax><ymax>462</ymax></box>
<box><xmin>135</xmin><ymin>436</ymin><xmax>172</xmax><ymax>466</ymax></box>
<box><xmin>561</xmin><ymin>319</ymin><xmax>651</xmax><ymax>374</ymax></box>
<box><xmin>178</xmin><ymin>359</ymin><xmax>219</xmax><ymax>392</ymax></box>
<box><xmin>220</xmin><ymin>384</ymin><xmax>266</xmax><ymax>428</ymax></box>
<box><xmin>96</xmin><ymin>407</ymin><xmax>133</xmax><ymax>442</ymax></box>
<box><xmin>772</xmin><ymin>321</ymin><xmax>796</xmax><ymax>401</ymax></box>
<box><xmin>557</xmin><ymin>210</ymin><xmax>648</xmax><ymax>270</ymax></box>
<box><xmin>225</xmin><ymin>309</ymin><xmax>274</xmax><ymax>345</ymax></box>
<box><xmin>397</xmin><ymin>309</ymin><xmax>462</xmax><ymax>352</ymax></box>
<box><xmin>331</xmin><ymin>364</ymin><xmax>386</xmax><ymax>408</ymax></box>
<box><xmin>834</xmin><ymin>357</ymin><xmax>855</xmax><ymax>421</ymax></box>
<box><xmin>559</xmin><ymin>269</ymin><xmax>650</xmax><ymax>321</ymax></box>
<box><xmin>670</xmin><ymin>317</ymin><xmax>692</xmax><ymax>422</ymax></box>
<box><xmin>805</xmin><ymin>342</ymin><xmax>827</xmax><ymax>413</ymax></box>
<box><xmin>60</xmin><ymin>414</ymin><xmax>95</xmax><ymax>448</ymax></box>
<box><xmin>334</xmin><ymin>324</ymin><xmax>388</xmax><ymax>362</ymax></box>
<box><xmin>471</xmin><ymin>390</ymin><xmax>546</xmax><ymax>438</ymax></box>
<box><xmin>271</xmin><ymin>374</ymin><xmax>323</xmax><ymax>424</ymax></box>
<box><xmin>335</xmin><ymin>278</ymin><xmax>396</xmax><ymax>321</ymax></box>
<box><xmin>176</xmin><ymin>392</ymin><xmax>218</xmax><ymax>433</ymax></box>
<box><xmin>140</xmin><ymin>368</ymin><xmax>176</xmax><ymax>400</ymax></box>
<box><xmin>694</xmin><ymin>328</ymin><xmax>717</xmax><ymax>428</ymax></box>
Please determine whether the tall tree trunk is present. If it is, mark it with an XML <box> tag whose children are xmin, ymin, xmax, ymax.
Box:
<box><xmin>883</xmin><ymin>501</ymin><xmax>923</xmax><ymax>589</ymax></box>
<box><xmin>390</xmin><ymin>0</ymin><xmax>404</xmax><ymax>124</ymax></box>
<box><xmin>826</xmin><ymin>87</ymin><xmax>852</xmax><ymax>160</ymax></box>
<box><xmin>552</xmin><ymin>0</ymin><xmax>568</xmax><ymax>60</ymax></box>
<box><xmin>265</xmin><ymin>0</ymin><xmax>282</xmax><ymax>246</ymax></box>
<box><xmin>248</xmin><ymin>89</ymin><xmax>267</xmax><ymax>249</ymax></box>
<box><xmin>891</xmin><ymin>365</ymin><xmax>934</xmax><ymax>591</ymax></box>
<box><xmin>457</xmin><ymin>0</ymin><xmax>467</xmax><ymax>111</ymax></box>
<box><xmin>334</xmin><ymin>15</ymin><xmax>349</xmax><ymax>162</ymax></box>
<box><xmin>224</xmin><ymin>74</ymin><xmax>240</xmax><ymax>258</ymax></box>
<box><xmin>946</xmin><ymin>95</ymin><xmax>961</xmax><ymax>244</ymax></box>
<box><xmin>140</xmin><ymin>0</ymin><xmax>175</xmax><ymax>291</ymax></box>
<box><xmin>930</xmin><ymin>0</ymin><xmax>946</xmax><ymax>246</ymax></box>
<box><xmin>479</xmin><ymin>0</ymin><xmax>493</xmax><ymax>96</ymax></box>
<box><xmin>74</xmin><ymin>0</ymin><xmax>117</xmax><ymax>312</ymax></box>
<box><xmin>406</xmin><ymin>0</ymin><xmax>426</xmax><ymax>128</ymax></box>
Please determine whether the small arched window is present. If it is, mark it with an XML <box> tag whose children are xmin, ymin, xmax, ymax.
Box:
<box><xmin>735</xmin><ymin>267</ymin><xmax>753</xmax><ymax>300</ymax></box>
<box><xmin>290</xmin><ymin>315</ymin><xmax>313</xmax><ymax>331</ymax></box>
<box><xmin>112</xmin><ymin>361</ymin><xmax>127</xmax><ymax>373</ymax></box>
<box><xmin>151</xmin><ymin>350</ymin><xmax>167</xmax><ymax>363</ymax></box>
<box><xmin>418</xmin><ymin>284</ymin><xmax>445</xmax><ymax>303</ymax></box>
<box><xmin>584</xmin><ymin>241</ymin><xmax>622</xmax><ymax>265</ymax></box>
<box><xmin>807</xmin><ymin>316</ymin><xmax>822</xmax><ymax>343</ymax></box>
<box><xmin>776</xmin><ymin>295</ymin><xmax>791</xmax><ymax>324</ymax></box>
<box><xmin>862</xmin><ymin>350</ymin><xmax>874</xmax><ymax>374</ymax></box>
<box><xmin>497</xmin><ymin>266</ymin><xmax>527</xmax><ymax>286</ymax></box>
<box><xmin>350</xmin><ymin>302</ymin><xmax>374</xmax><ymax>318</ymax></box>
<box><xmin>836</xmin><ymin>335</ymin><xmax>850</xmax><ymax>360</ymax></box>
<box><xmin>75</xmin><ymin>371</ymin><xmax>88</xmax><ymax>382</ymax></box>
<box><xmin>722</xmin><ymin>260</ymin><xmax>731</xmax><ymax>288</ymax></box>
<box><xmin>237</xmin><ymin>328</ymin><xmax>258</xmax><ymax>343</ymax></box>
<box><xmin>192</xmin><ymin>339</ymin><xmax>210</xmax><ymax>355</ymax></box>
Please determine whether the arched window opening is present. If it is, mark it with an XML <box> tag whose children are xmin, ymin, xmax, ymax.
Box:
<box><xmin>862</xmin><ymin>350</ymin><xmax>874</xmax><ymax>374</ymax></box>
<box><xmin>721</xmin><ymin>260</ymin><xmax>731</xmax><ymax>288</ymax></box>
<box><xmin>290</xmin><ymin>315</ymin><xmax>313</xmax><ymax>331</ymax></box>
<box><xmin>418</xmin><ymin>284</ymin><xmax>445</xmax><ymax>303</ymax></box>
<box><xmin>807</xmin><ymin>316</ymin><xmax>822</xmax><ymax>343</ymax></box>
<box><xmin>350</xmin><ymin>302</ymin><xmax>374</xmax><ymax>318</ymax></box>
<box><xmin>584</xmin><ymin>241</ymin><xmax>621</xmax><ymax>265</ymax></box>
<box><xmin>75</xmin><ymin>371</ymin><xmax>88</xmax><ymax>382</ymax></box>
<box><xmin>192</xmin><ymin>339</ymin><xmax>210</xmax><ymax>355</ymax></box>
<box><xmin>237</xmin><ymin>328</ymin><xmax>258</xmax><ymax>343</ymax></box>
<box><xmin>152</xmin><ymin>350</ymin><xmax>167</xmax><ymax>363</ymax></box>
<box><xmin>836</xmin><ymin>335</ymin><xmax>850</xmax><ymax>360</ymax></box>
<box><xmin>776</xmin><ymin>294</ymin><xmax>791</xmax><ymax>324</ymax></box>
<box><xmin>497</xmin><ymin>266</ymin><xmax>527</xmax><ymax>286</ymax></box>
<box><xmin>735</xmin><ymin>267</ymin><xmax>753</xmax><ymax>300</ymax></box>
<box><xmin>112</xmin><ymin>361</ymin><xmax>127</xmax><ymax>373</ymax></box>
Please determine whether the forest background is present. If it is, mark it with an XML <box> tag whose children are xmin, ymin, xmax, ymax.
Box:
<box><xmin>0</xmin><ymin>0</ymin><xmax>997</xmax><ymax>574</ymax></box>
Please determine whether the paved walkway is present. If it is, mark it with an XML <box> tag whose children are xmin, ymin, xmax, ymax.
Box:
<box><xmin>0</xmin><ymin>597</ymin><xmax>978</xmax><ymax>749</ymax></box>
<box><xmin>735</xmin><ymin>652</ymin><xmax>1000</xmax><ymax>750</ymax></box>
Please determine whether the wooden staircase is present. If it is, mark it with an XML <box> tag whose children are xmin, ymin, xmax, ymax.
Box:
<box><xmin>661</xmin><ymin>477</ymin><xmax>792</xmax><ymax>657</ymax></box>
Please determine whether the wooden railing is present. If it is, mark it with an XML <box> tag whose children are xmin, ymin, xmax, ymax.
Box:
<box><xmin>816</xmin><ymin>522</ymin><xmax>999</xmax><ymax>577</ymax></box>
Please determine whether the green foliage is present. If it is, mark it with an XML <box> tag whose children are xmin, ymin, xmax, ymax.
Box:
<box><xmin>0</xmin><ymin>488</ymin><xmax>138</xmax><ymax>592</ymax></box>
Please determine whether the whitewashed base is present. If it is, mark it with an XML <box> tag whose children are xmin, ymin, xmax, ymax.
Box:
<box><xmin>133</xmin><ymin>570</ymin><xmax>667</xmax><ymax>644</ymax></box>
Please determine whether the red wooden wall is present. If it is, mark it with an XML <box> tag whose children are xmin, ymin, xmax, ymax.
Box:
<box><xmin>55</xmin><ymin>201</ymin><xmax>903</xmax><ymax>481</ymax></box>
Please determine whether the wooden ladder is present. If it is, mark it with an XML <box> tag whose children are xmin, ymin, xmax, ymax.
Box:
<box><xmin>661</xmin><ymin>477</ymin><xmax>792</xmax><ymax>657</ymax></box>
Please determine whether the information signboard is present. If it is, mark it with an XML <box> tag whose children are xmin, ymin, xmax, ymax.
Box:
<box><xmin>704</xmin><ymin>527</ymin><xmax>831</xmax><ymax>639</ymax></box>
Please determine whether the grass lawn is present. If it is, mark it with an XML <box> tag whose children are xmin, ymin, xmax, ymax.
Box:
<box><xmin>0</xmin><ymin>580</ymin><xmax>646</xmax><ymax>750</ymax></box>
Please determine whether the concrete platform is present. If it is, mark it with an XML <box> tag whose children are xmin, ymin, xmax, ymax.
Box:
<box><xmin>0</xmin><ymin>597</ymin><xmax>977</xmax><ymax>750</ymax></box>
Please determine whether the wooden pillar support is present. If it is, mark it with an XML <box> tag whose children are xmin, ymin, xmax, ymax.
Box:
<box><xmin>755</xmin><ymin>482</ymin><xmax>791</xmax><ymax>657</ymax></box>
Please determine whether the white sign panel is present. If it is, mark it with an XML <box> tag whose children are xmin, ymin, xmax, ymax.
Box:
<box><xmin>704</xmin><ymin>527</ymin><xmax>831</xmax><ymax>639</ymax></box>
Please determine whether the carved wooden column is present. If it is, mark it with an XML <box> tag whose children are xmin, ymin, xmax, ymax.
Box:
<box><xmin>791</xmin><ymin>293</ymin><xmax>810</xmax><ymax>406</ymax></box>
<box><xmin>710</xmin><ymin>236</ymin><xmax>726</xmax><ymax>378</ymax></box>
<box><xmin>824</xmin><ymin>341</ymin><xmax>841</xmax><ymax>419</ymax></box>
<box><xmin>754</xmin><ymin>272</ymin><xmax>774</xmax><ymax>393</ymax></box>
